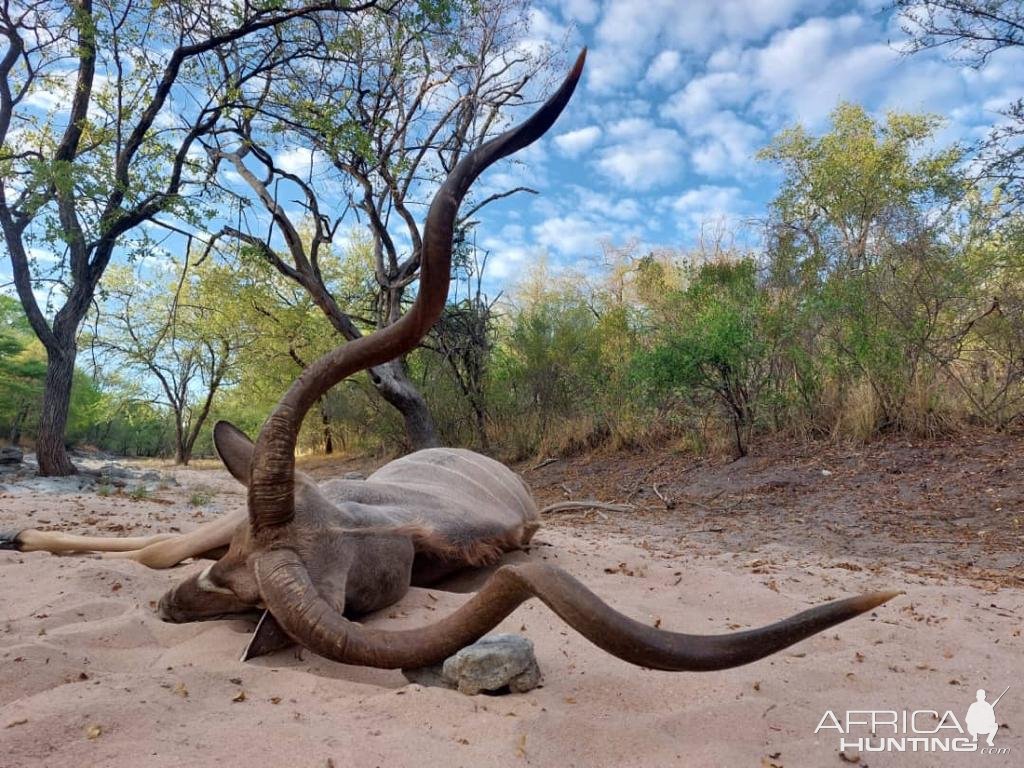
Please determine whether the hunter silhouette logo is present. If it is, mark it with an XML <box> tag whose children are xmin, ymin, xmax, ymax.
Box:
<box><xmin>966</xmin><ymin>687</ymin><xmax>1008</xmax><ymax>747</ymax></box>
<box><xmin>816</xmin><ymin>685</ymin><xmax>1011</xmax><ymax>755</ymax></box>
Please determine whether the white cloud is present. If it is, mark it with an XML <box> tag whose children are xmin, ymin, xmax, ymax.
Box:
<box><xmin>661</xmin><ymin>71</ymin><xmax>752</xmax><ymax>125</ymax></box>
<box><xmin>644</xmin><ymin>51</ymin><xmax>684</xmax><ymax>88</ymax></box>
<box><xmin>572</xmin><ymin>187</ymin><xmax>643</xmax><ymax>222</ymax></box>
<box><xmin>670</xmin><ymin>185</ymin><xmax>743</xmax><ymax>216</ymax></box>
<box><xmin>688</xmin><ymin>111</ymin><xmax>764</xmax><ymax>177</ymax></box>
<box><xmin>553</xmin><ymin>125</ymin><xmax>602</xmax><ymax>157</ymax></box>
<box><xmin>523</xmin><ymin>6</ymin><xmax>568</xmax><ymax>55</ymax></box>
<box><xmin>274</xmin><ymin>147</ymin><xmax>317</xmax><ymax>177</ymax></box>
<box><xmin>666</xmin><ymin>184</ymin><xmax>750</xmax><ymax>238</ymax></box>
<box><xmin>555</xmin><ymin>0</ymin><xmax>600</xmax><ymax>25</ymax></box>
<box><xmin>532</xmin><ymin>213</ymin><xmax>615</xmax><ymax>256</ymax></box>
<box><xmin>749</xmin><ymin>16</ymin><xmax>897</xmax><ymax>126</ymax></box>
<box><xmin>588</xmin><ymin>0</ymin><xmax>812</xmax><ymax>92</ymax></box>
<box><xmin>595</xmin><ymin>118</ymin><xmax>686</xmax><ymax>189</ymax></box>
<box><xmin>481</xmin><ymin>240</ymin><xmax>533</xmax><ymax>280</ymax></box>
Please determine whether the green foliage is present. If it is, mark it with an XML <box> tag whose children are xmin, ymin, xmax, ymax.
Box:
<box><xmin>5</xmin><ymin>101</ymin><xmax>1022</xmax><ymax>463</ymax></box>
<box><xmin>0</xmin><ymin>296</ymin><xmax>46</xmax><ymax>443</ymax></box>
<box><xmin>189</xmin><ymin>487</ymin><xmax>215</xmax><ymax>507</ymax></box>
<box><xmin>633</xmin><ymin>260</ymin><xmax>765</xmax><ymax>456</ymax></box>
<box><xmin>128</xmin><ymin>485</ymin><xmax>149</xmax><ymax>501</ymax></box>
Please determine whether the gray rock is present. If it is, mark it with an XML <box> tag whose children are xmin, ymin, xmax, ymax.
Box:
<box><xmin>97</xmin><ymin>463</ymin><xmax>130</xmax><ymax>487</ymax></box>
<box><xmin>140</xmin><ymin>470</ymin><xmax>161</xmax><ymax>481</ymax></box>
<box><xmin>440</xmin><ymin>634</ymin><xmax>541</xmax><ymax>695</ymax></box>
<box><xmin>0</xmin><ymin>446</ymin><xmax>23</xmax><ymax>465</ymax></box>
<box><xmin>99</xmin><ymin>463</ymin><xmax>131</xmax><ymax>478</ymax></box>
<box><xmin>343</xmin><ymin>471</ymin><xmax>366</xmax><ymax>480</ymax></box>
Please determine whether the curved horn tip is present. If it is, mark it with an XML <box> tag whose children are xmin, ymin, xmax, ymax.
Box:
<box><xmin>851</xmin><ymin>590</ymin><xmax>903</xmax><ymax>613</ymax></box>
<box><xmin>570</xmin><ymin>48</ymin><xmax>587</xmax><ymax>78</ymax></box>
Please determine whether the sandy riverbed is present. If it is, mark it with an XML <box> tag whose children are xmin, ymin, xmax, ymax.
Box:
<box><xmin>1</xmin><ymin>442</ymin><xmax>1020</xmax><ymax>767</ymax></box>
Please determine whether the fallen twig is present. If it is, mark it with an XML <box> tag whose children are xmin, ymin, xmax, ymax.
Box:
<box><xmin>540</xmin><ymin>501</ymin><xmax>635</xmax><ymax>515</ymax></box>
<box><xmin>531</xmin><ymin>457</ymin><xmax>559</xmax><ymax>471</ymax></box>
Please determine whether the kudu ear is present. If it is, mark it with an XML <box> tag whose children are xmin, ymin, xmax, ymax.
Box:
<box><xmin>213</xmin><ymin>421</ymin><xmax>254</xmax><ymax>486</ymax></box>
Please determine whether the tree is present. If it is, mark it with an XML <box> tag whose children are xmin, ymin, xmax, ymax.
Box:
<box><xmin>203</xmin><ymin>0</ymin><xmax>556</xmax><ymax>449</ymax></box>
<box><xmin>0</xmin><ymin>294</ymin><xmax>45</xmax><ymax>443</ymax></box>
<box><xmin>634</xmin><ymin>260</ymin><xmax>768</xmax><ymax>458</ymax></box>
<box><xmin>208</xmin><ymin>238</ymin><xmax>352</xmax><ymax>454</ymax></box>
<box><xmin>895</xmin><ymin>0</ymin><xmax>1024</xmax><ymax>209</ymax></box>
<box><xmin>759</xmin><ymin>105</ymin><xmax>964</xmax><ymax>428</ymax></box>
<box><xmin>0</xmin><ymin>0</ymin><xmax>380</xmax><ymax>475</ymax></box>
<box><xmin>429</xmin><ymin>243</ymin><xmax>499</xmax><ymax>449</ymax></box>
<box><xmin>95</xmin><ymin>259</ymin><xmax>241</xmax><ymax>464</ymax></box>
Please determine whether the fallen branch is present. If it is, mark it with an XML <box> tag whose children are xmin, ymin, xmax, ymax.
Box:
<box><xmin>531</xmin><ymin>457</ymin><xmax>559</xmax><ymax>471</ymax></box>
<box><xmin>539</xmin><ymin>501</ymin><xmax>635</xmax><ymax>515</ymax></box>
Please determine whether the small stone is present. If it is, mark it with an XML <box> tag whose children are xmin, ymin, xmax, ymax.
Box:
<box><xmin>440</xmin><ymin>634</ymin><xmax>541</xmax><ymax>695</ymax></box>
<box><xmin>343</xmin><ymin>471</ymin><xmax>366</xmax><ymax>480</ymax></box>
<box><xmin>839</xmin><ymin>745</ymin><xmax>860</xmax><ymax>763</ymax></box>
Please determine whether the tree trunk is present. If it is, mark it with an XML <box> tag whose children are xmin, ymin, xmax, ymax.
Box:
<box><xmin>173</xmin><ymin>418</ymin><xmax>187</xmax><ymax>465</ymax></box>
<box><xmin>370</xmin><ymin>359</ymin><xmax>440</xmax><ymax>450</ymax></box>
<box><xmin>9</xmin><ymin>405</ymin><xmax>28</xmax><ymax>446</ymax></box>
<box><xmin>36</xmin><ymin>341</ymin><xmax>78</xmax><ymax>476</ymax></box>
<box><xmin>174</xmin><ymin>445</ymin><xmax>190</xmax><ymax>465</ymax></box>
<box><xmin>471</xmin><ymin>398</ymin><xmax>489</xmax><ymax>452</ymax></box>
<box><xmin>318</xmin><ymin>398</ymin><xmax>334</xmax><ymax>455</ymax></box>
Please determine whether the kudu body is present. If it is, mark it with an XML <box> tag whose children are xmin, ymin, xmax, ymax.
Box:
<box><xmin>2</xmin><ymin>51</ymin><xmax>898</xmax><ymax>674</ymax></box>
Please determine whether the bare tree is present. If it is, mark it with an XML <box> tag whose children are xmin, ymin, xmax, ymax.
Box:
<box><xmin>94</xmin><ymin>260</ymin><xmax>241</xmax><ymax>464</ymax></box>
<box><xmin>203</xmin><ymin>0</ymin><xmax>557</xmax><ymax>449</ymax></box>
<box><xmin>895</xmin><ymin>0</ymin><xmax>1024</xmax><ymax>209</ymax></box>
<box><xmin>0</xmin><ymin>0</ymin><xmax>380</xmax><ymax>475</ymax></box>
<box><xmin>429</xmin><ymin>240</ymin><xmax>499</xmax><ymax>449</ymax></box>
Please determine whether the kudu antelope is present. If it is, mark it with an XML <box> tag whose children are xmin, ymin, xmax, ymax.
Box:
<box><xmin>1</xmin><ymin>51</ymin><xmax>898</xmax><ymax>673</ymax></box>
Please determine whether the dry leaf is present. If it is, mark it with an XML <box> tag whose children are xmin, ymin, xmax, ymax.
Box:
<box><xmin>270</xmin><ymin>696</ymin><xmax>282</xmax><ymax>705</ymax></box>
<box><xmin>173</xmin><ymin>682</ymin><xmax>188</xmax><ymax>698</ymax></box>
<box><xmin>85</xmin><ymin>724</ymin><xmax>102</xmax><ymax>740</ymax></box>
<box><xmin>232</xmin><ymin>690</ymin><xmax>246</xmax><ymax>702</ymax></box>
<box><xmin>6</xmin><ymin>718</ymin><xmax>28</xmax><ymax>728</ymax></box>
<box><xmin>516</xmin><ymin>733</ymin><xmax>527</xmax><ymax>758</ymax></box>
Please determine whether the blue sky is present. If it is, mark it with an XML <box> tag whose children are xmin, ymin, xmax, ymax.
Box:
<box><xmin>468</xmin><ymin>0</ymin><xmax>1024</xmax><ymax>284</ymax></box>
<box><xmin>3</xmin><ymin>0</ymin><xmax>1021</xmax><ymax>310</ymax></box>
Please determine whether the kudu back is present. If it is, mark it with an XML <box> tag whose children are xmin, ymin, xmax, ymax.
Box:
<box><xmin>3</xmin><ymin>50</ymin><xmax>899</xmax><ymax>675</ymax></box>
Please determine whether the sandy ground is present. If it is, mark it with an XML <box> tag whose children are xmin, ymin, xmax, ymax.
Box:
<box><xmin>1</xmin><ymin>436</ymin><xmax>1021</xmax><ymax>767</ymax></box>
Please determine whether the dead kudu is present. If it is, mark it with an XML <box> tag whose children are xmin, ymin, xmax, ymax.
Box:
<box><xmin>1</xmin><ymin>51</ymin><xmax>898</xmax><ymax>673</ymax></box>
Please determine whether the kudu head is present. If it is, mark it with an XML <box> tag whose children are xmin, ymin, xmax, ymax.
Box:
<box><xmin>157</xmin><ymin>50</ymin><xmax>899</xmax><ymax>671</ymax></box>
